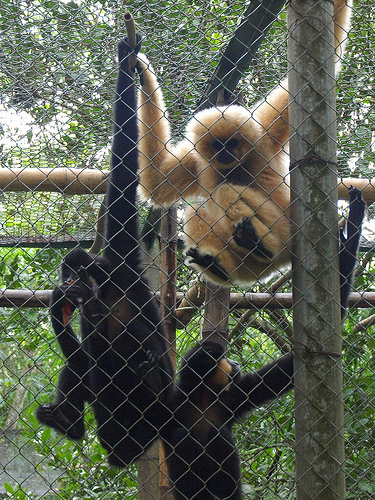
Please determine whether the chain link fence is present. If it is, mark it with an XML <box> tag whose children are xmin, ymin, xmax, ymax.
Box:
<box><xmin>1</xmin><ymin>0</ymin><xmax>374</xmax><ymax>498</ymax></box>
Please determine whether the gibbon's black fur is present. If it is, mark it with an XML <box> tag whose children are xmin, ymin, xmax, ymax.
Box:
<box><xmin>339</xmin><ymin>187</ymin><xmax>366</xmax><ymax>314</ymax></box>
<box><xmin>141</xmin><ymin>188</ymin><xmax>364</xmax><ymax>500</ymax></box>
<box><xmin>164</xmin><ymin>342</ymin><xmax>293</xmax><ymax>500</ymax></box>
<box><xmin>137</xmin><ymin>0</ymin><xmax>353</xmax><ymax>285</ymax></box>
<box><xmin>37</xmin><ymin>37</ymin><xmax>174</xmax><ymax>467</ymax></box>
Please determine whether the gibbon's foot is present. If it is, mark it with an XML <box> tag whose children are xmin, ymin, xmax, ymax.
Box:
<box><xmin>138</xmin><ymin>350</ymin><xmax>166</xmax><ymax>400</ymax></box>
<box><xmin>233</xmin><ymin>217</ymin><xmax>273</xmax><ymax>259</ymax></box>
<box><xmin>107</xmin><ymin>448</ymin><xmax>140</xmax><ymax>469</ymax></box>
<box><xmin>185</xmin><ymin>247</ymin><xmax>229</xmax><ymax>282</ymax></box>
<box><xmin>107</xmin><ymin>453</ymin><xmax>127</xmax><ymax>468</ymax></box>
<box><xmin>36</xmin><ymin>404</ymin><xmax>85</xmax><ymax>440</ymax></box>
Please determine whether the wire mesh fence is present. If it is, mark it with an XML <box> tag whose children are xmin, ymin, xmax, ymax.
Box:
<box><xmin>1</xmin><ymin>0</ymin><xmax>374</xmax><ymax>499</ymax></box>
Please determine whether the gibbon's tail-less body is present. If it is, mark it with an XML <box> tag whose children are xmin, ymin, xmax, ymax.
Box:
<box><xmin>137</xmin><ymin>0</ymin><xmax>353</xmax><ymax>285</ymax></box>
<box><xmin>37</xmin><ymin>37</ymin><xmax>174</xmax><ymax>467</ymax></box>
<box><xmin>140</xmin><ymin>188</ymin><xmax>364</xmax><ymax>500</ymax></box>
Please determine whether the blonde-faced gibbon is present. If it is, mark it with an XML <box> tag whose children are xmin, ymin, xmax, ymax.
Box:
<box><xmin>137</xmin><ymin>0</ymin><xmax>353</xmax><ymax>285</ymax></box>
<box><xmin>37</xmin><ymin>36</ymin><xmax>174</xmax><ymax>467</ymax></box>
<box><xmin>139</xmin><ymin>186</ymin><xmax>364</xmax><ymax>500</ymax></box>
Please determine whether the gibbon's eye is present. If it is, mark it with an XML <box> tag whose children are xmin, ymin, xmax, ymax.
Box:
<box><xmin>226</xmin><ymin>138</ymin><xmax>239</xmax><ymax>150</ymax></box>
<box><xmin>211</xmin><ymin>139</ymin><xmax>224</xmax><ymax>152</ymax></box>
<box><xmin>211</xmin><ymin>138</ymin><xmax>239</xmax><ymax>165</ymax></box>
<box><xmin>211</xmin><ymin>138</ymin><xmax>239</xmax><ymax>151</ymax></box>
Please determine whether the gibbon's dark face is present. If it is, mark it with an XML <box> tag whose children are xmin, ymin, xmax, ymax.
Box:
<box><xmin>211</xmin><ymin>137</ymin><xmax>239</xmax><ymax>165</ymax></box>
<box><xmin>184</xmin><ymin>341</ymin><xmax>241</xmax><ymax>392</ymax></box>
<box><xmin>210</xmin><ymin>356</ymin><xmax>240</xmax><ymax>391</ymax></box>
<box><xmin>61</xmin><ymin>263</ymin><xmax>81</xmax><ymax>287</ymax></box>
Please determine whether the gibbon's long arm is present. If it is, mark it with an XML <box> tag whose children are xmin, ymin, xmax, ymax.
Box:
<box><xmin>339</xmin><ymin>187</ymin><xmax>365</xmax><ymax>314</ymax></box>
<box><xmin>254</xmin><ymin>0</ymin><xmax>352</xmax><ymax>130</ymax></box>
<box><xmin>137</xmin><ymin>55</ymin><xmax>200</xmax><ymax>205</ymax></box>
<box><xmin>230</xmin><ymin>353</ymin><xmax>293</xmax><ymax>419</ymax></box>
<box><xmin>104</xmin><ymin>38</ymin><xmax>141</xmax><ymax>278</ymax></box>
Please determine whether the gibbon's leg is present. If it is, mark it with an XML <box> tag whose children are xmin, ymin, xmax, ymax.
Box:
<box><xmin>184</xmin><ymin>206</ymin><xmax>282</xmax><ymax>285</ymax></box>
<box><xmin>339</xmin><ymin>187</ymin><xmax>365</xmax><ymax>314</ymax></box>
<box><xmin>184</xmin><ymin>204</ymin><xmax>233</xmax><ymax>283</ymax></box>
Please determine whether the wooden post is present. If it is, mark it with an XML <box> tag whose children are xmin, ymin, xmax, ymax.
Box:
<box><xmin>159</xmin><ymin>207</ymin><xmax>178</xmax><ymax>500</ymax></box>
<box><xmin>137</xmin><ymin>223</ymin><xmax>163</xmax><ymax>500</ymax></box>
<box><xmin>202</xmin><ymin>281</ymin><xmax>230</xmax><ymax>346</ymax></box>
<box><xmin>288</xmin><ymin>1</ymin><xmax>345</xmax><ymax>498</ymax></box>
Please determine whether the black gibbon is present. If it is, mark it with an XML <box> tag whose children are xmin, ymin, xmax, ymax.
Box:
<box><xmin>137</xmin><ymin>0</ymin><xmax>353</xmax><ymax>285</ymax></box>
<box><xmin>37</xmin><ymin>36</ymin><xmax>174</xmax><ymax>467</ymax></box>
<box><xmin>164</xmin><ymin>342</ymin><xmax>293</xmax><ymax>500</ymax></box>
<box><xmin>140</xmin><ymin>187</ymin><xmax>364</xmax><ymax>500</ymax></box>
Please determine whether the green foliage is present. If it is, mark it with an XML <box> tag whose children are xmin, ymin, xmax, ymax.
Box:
<box><xmin>337</xmin><ymin>0</ymin><xmax>375</xmax><ymax>178</ymax></box>
<box><xmin>4</xmin><ymin>483</ymin><xmax>30</xmax><ymax>499</ymax></box>
<box><xmin>342</xmin><ymin>256</ymin><xmax>375</xmax><ymax>499</ymax></box>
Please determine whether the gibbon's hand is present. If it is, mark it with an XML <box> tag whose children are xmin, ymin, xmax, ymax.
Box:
<box><xmin>233</xmin><ymin>217</ymin><xmax>273</xmax><ymax>259</ymax></box>
<box><xmin>138</xmin><ymin>350</ymin><xmax>166</xmax><ymax>400</ymax></box>
<box><xmin>118</xmin><ymin>34</ymin><xmax>142</xmax><ymax>62</ymax></box>
<box><xmin>51</xmin><ymin>282</ymin><xmax>83</xmax><ymax>322</ymax></box>
<box><xmin>344</xmin><ymin>187</ymin><xmax>366</xmax><ymax>242</ymax></box>
<box><xmin>118</xmin><ymin>34</ymin><xmax>142</xmax><ymax>77</ymax></box>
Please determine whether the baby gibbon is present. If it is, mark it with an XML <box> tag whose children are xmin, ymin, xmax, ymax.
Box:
<box><xmin>137</xmin><ymin>0</ymin><xmax>353</xmax><ymax>285</ymax></box>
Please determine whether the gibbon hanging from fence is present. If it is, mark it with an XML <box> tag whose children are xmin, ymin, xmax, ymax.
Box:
<box><xmin>37</xmin><ymin>35</ymin><xmax>174</xmax><ymax>467</ymax></box>
<box><xmin>137</xmin><ymin>0</ymin><xmax>353</xmax><ymax>285</ymax></box>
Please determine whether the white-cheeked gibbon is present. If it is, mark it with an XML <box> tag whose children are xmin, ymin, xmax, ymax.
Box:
<box><xmin>137</xmin><ymin>0</ymin><xmax>353</xmax><ymax>286</ymax></box>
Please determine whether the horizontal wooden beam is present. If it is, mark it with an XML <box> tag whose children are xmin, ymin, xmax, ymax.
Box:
<box><xmin>0</xmin><ymin>236</ymin><xmax>94</xmax><ymax>248</ymax></box>
<box><xmin>337</xmin><ymin>177</ymin><xmax>375</xmax><ymax>204</ymax></box>
<box><xmin>0</xmin><ymin>168</ymin><xmax>374</xmax><ymax>203</ymax></box>
<box><xmin>1</xmin><ymin>289</ymin><xmax>374</xmax><ymax>310</ymax></box>
<box><xmin>0</xmin><ymin>168</ymin><xmax>107</xmax><ymax>194</ymax></box>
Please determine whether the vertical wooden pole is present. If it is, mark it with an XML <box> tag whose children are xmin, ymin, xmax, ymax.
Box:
<box><xmin>137</xmin><ymin>229</ymin><xmax>163</xmax><ymax>500</ymax></box>
<box><xmin>202</xmin><ymin>281</ymin><xmax>230</xmax><ymax>345</ymax></box>
<box><xmin>159</xmin><ymin>207</ymin><xmax>178</xmax><ymax>500</ymax></box>
<box><xmin>159</xmin><ymin>207</ymin><xmax>178</xmax><ymax>365</ymax></box>
<box><xmin>137</xmin><ymin>207</ymin><xmax>177</xmax><ymax>500</ymax></box>
<box><xmin>288</xmin><ymin>1</ymin><xmax>345</xmax><ymax>498</ymax></box>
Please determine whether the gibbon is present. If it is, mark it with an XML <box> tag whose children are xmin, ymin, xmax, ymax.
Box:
<box><xmin>164</xmin><ymin>341</ymin><xmax>293</xmax><ymax>500</ymax></box>
<box><xmin>137</xmin><ymin>0</ymin><xmax>353</xmax><ymax>285</ymax></box>
<box><xmin>139</xmin><ymin>187</ymin><xmax>364</xmax><ymax>500</ymax></box>
<box><xmin>37</xmin><ymin>36</ymin><xmax>174</xmax><ymax>467</ymax></box>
